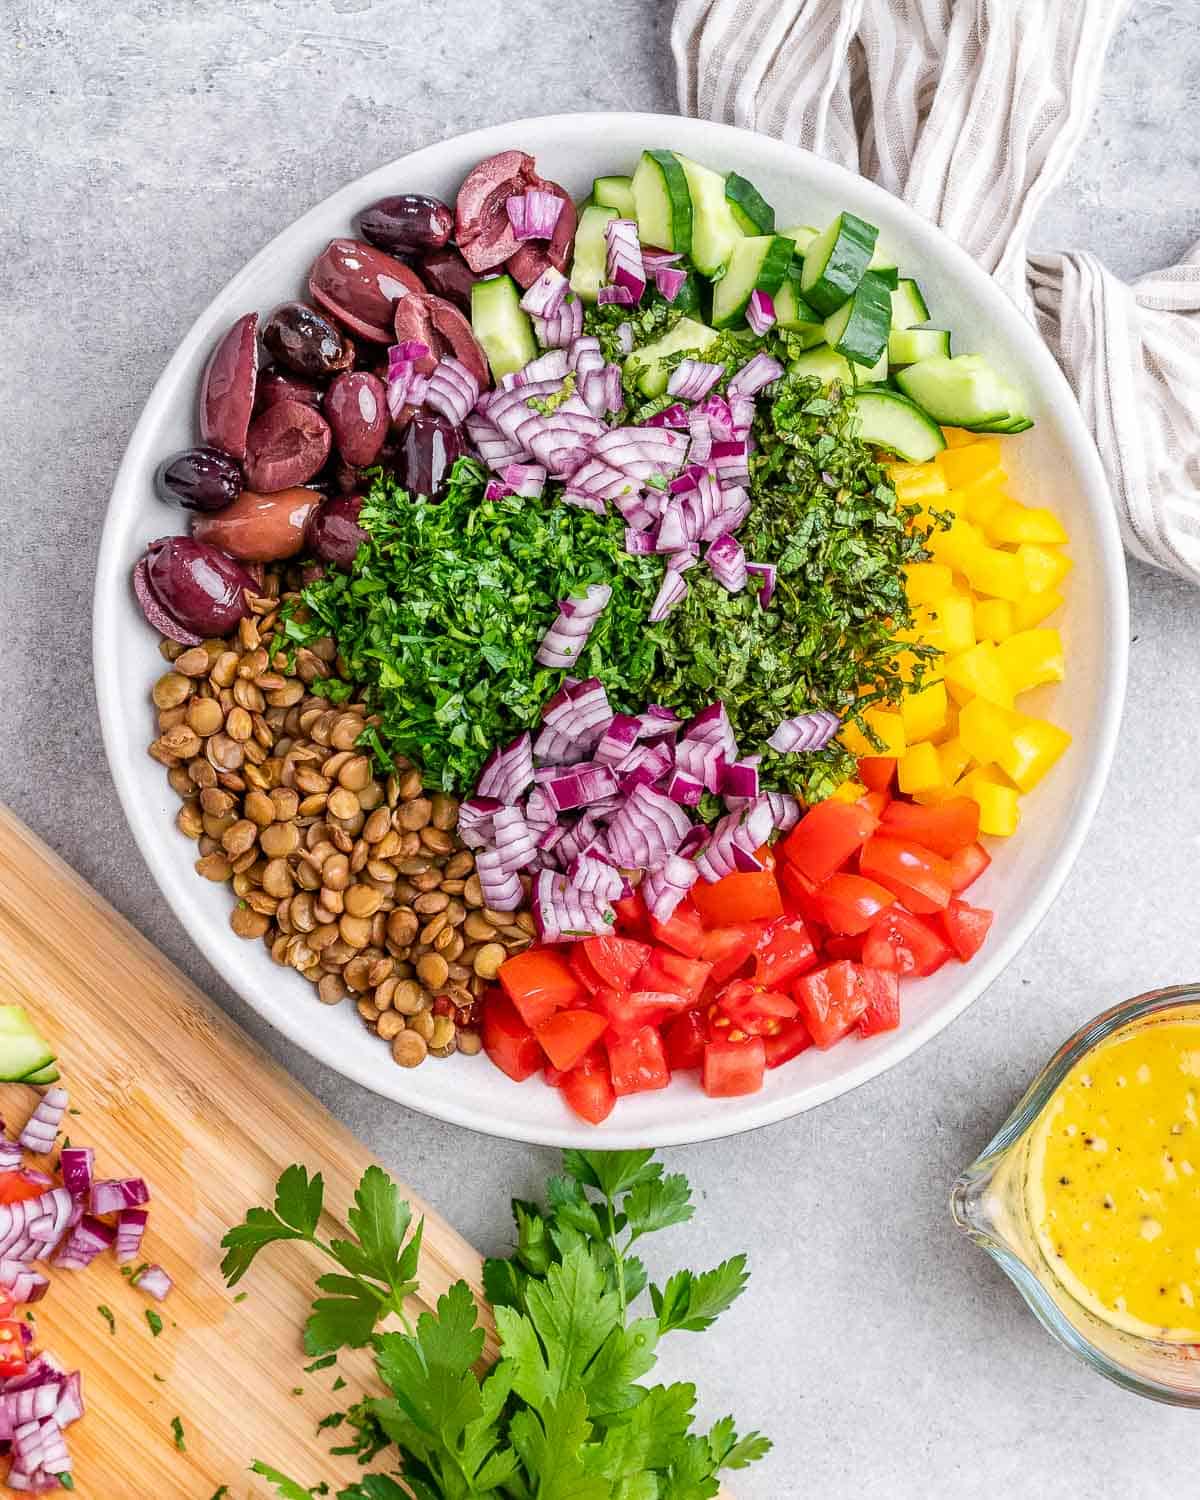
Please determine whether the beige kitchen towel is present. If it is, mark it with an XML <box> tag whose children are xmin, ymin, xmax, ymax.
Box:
<box><xmin>673</xmin><ymin>0</ymin><xmax>1200</xmax><ymax>582</ymax></box>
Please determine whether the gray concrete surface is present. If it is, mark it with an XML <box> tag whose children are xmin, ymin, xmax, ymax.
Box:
<box><xmin>3</xmin><ymin>1</ymin><xmax>1199</xmax><ymax>1494</ymax></box>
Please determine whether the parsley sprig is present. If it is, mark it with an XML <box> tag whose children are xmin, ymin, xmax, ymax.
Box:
<box><xmin>227</xmin><ymin>1150</ymin><xmax>768</xmax><ymax>1499</ymax></box>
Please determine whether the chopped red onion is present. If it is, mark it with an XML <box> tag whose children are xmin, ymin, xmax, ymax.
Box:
<box><xmin>545</xmin><ymin>763</ymin><xmax>620</xmax><ymax>813</ymax></box>
<box><xmin>687</xmin><ymin>410</ymin><xmax>713</xmax><ymax>465</ymax></box>
<box><xmin>491</xmin><ymin>805</ymin><xmax>538</xmax><ymax>874</ymax></box>
<box><xmin>567</xmin><ymin>457</ymin><xmax>639</xmax><ymax>502</ymax></box>
<box><xmin>767</xmin><ymin>710</ymin><xmax>841</xmax><ymax>753</ymax></box>
<box><xmin>56</xmin><ymin>1149</ymin><xmax>91</xmax><ymax>1202</ymax></box>
<box><xmin>728</xmin><ymin>392</ymin><xmax>756</xmax><ymax>434</ymax></box>
<box><xmin>0</xmin><ymin>1261</ymin><xmax>48</xmax><ymax>1306</ymax></box>
<box><xmin>605</xmin><ymin>784</ymin><xmax>694</xmax><ymax>869</ymax></box>
<box><xmin>132</xmin><ymin>1264</ymin><xmax>173</xmax><ymax>1302</ymax></box>
<box><xmin>591</xmin><ymin>425</ymin><xmax>687</xmax><ymax>479</ymax></box>
<box><xmin>668</xmin><ymin>544</ymin><xmax>700</xmax><ymax>573</ymax></box>
<box><xmin>665</xmin><ymin>771</ymin><xmax>705</xmax><ymax>806</ymax></box>
<box><xmin>597</xmin><ymin>284</ymin><xmax>635</xmax><ymax>306</ymax></box>
<box><xmin>475</xmin><ymin>732</ymin><xmax>534</xmax><ymax>803</ymax></box>
<box><xmin>641</xmin><ymin>855</ymin><xmax>701</xmax><ymax>923</ymax></box>
<box><xmin>518</xmin><ymin>266</ymin><xmax>569</xmax><ymax>318</ymax></box>
<box><xmin>520</xmin><ymin>348</ymin><xmax>570</xmax><ymax>383</ymax></box>
<box><xmin>648</xmin><ymin>569</ymin><xmax>687</xmax><ymax>623</ymax></box>
<box><xmin>567</xmin><ymin>335</ymin><xmax>602</xmax><ymax>370</ymax></box>
<box><xmin>722</xmin><ymin>759</ymin><xmax>760</xmax><ymax>801</ymax></box>
<box><xmin>483</xmin><ymin>479</ymin><xmax>509</xmax><ymax>500</ymax></box>
<box><xmin>457</xmin><ymin>795</ymin><xmax>502</xmax><ymax>848</ymax></box>
<box><xmin>501</xmin><ymin>461</ymin><xmax>546</xmax><ymax>498</ymax></box>
<box><xmin>554</xmin><ymin>813</ymin><xmax>600</xmax><ymax>870</ymax></box>
<box><xmin>475</xmin><ymin>849</ymin><xmax>523</xmax><ymax>911</ymax></box>
<box><xmin>704</xmin><ymin>485</ymin><xmax>751</xmax><ymax>541</ymax></box>
<box><xmin>746</xmin><ymin>561</ymin><xmax>777</xmax><ymax>607</ymax></box>
<box><xmin>51</xmin><ymin>1214</ymin><xmax>115</xmax><ymax>1271</ymax></box>
<box><xmin>642</xmin><ymin>403</ymin><xmax>690</xmax><ymax>429</ymax></box>
<box><xmin>746</xmin><ymin>289</ymin><xmax>776</xmax><ymax>335</ymax></box>
<box><xmin>536</xmin><ymin>583</ymin><xmax>612</xmax><ymax>669</ymax></box>
<box><xmin>669</xmin><ymin>463</ymin><xmax>706</xmax><ymax>495</ymax></box>
<box><xmin>593</xmin><ymin>714</ymin><xmax>643</xmax><ymax>766</ymax></box>
<box><xmin>386</xmin><ymin>340</ymin><xmax>431</xmax><ymax>418</ymax></box>
<box><xmin>668</xmin><ymin>359</ymin><xmax>724</xmax><ymax>402</ymax></box>
<box><xmin>533</xmin><ymin>294</ymin><xmax>584</xmax><ymax>348</ymax></box>
<box><xmin>424</xmin><ymin>356</ymin><xmax>480</xmax><ymax>428</ymax></box>
<box><xmin>698</xmin><ymin>393</ymin><xmax>734</xmax><ymax>439</ymax></box>
<box><xmin>766</xmin><ymin>791</ymin><xmax>803</xmax><ymax>830</ymax></box>
<box><xmin>506</xmin><ymin>189</ymin><xmax>564</xmax><ymax>240</ymax></box>
<box><xmin>614</xmin><ymin>489</ymin><xmax>658</xmax><ymax>530</ymax></box>
<box><xmin>614</xmin><ymin>321</ymin><xmax>634</xmax><ymax>355</ymax></box>
<box><xmin>710</xmin><ymin>438</ymin><xmax>749</xmax><ymax>486</ymax></box>
<box><xmin>114</xmin><ymin>1208</ymin><xmax>149</xmax><ymax>1266</ymax></box>
<box><xmin>604</xmin><ymin>218</ymin><xmax>646</xmax><ymax>304</ymax></box>
<box><xmin>674</xmin><ymin>735</ymin><xmax>726</xmax><ymax>796</ymax></box>
<box><xmin>532</xmin><ymin>870</ymin><xmax>615</xmax><ymax>942</ymax></box>
<box><xmin>654</xmin><ymin>265</ymin><xmax>687</xmax><ymax>302</ymax></box>
<box><xmin>568</xmin><ymin>850</ymin><xmax>624</xmax><ymax>903</ymax></box>
<box><xmin>682</xmin><ymin>468</ymin><xmax>723</xmax><ymax>541</ymax></box>
<box><xmin>624</xmin><ymin>527</ymin><xmax>657</xmax><ymax>555</ymax></box>
<box><xmin>695</xmin><ymin>796</ymin><xmax>777</xmax><ymax>882</ymax></box>
<box><xmin>728</xmin><ymin>351</ymin><xmax>785</xmax><ymax>397</ymax></box>
<box><xmin>655</xmin><ymin>497</ymin><xmax>689</xmax><ymax>553</ymax></box>
<box><xmin>17</xmin><ymin>1091</ymin><xmax>67</xmax><ymax>1157</ymax></box>
<box><xmin>684</xmin><ymin>701</ymin><xmax>739</xmax><ymax>760</ymax></box>
<box><xmin>706</xmin><ymin>532</ymin><xmax>748</xmax><ymax>591</ymax></box>
<box><xmin>0</xmin><ymin>1137</ymin><xmax>21</xmax><ymax>1173</ymax></box>
<box><xmin>542</xmin><ymin>677</ymin><xmax>612</xmax><ymax>747</ymax></box>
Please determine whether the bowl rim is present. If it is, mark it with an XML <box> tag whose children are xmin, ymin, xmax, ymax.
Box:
<box><xmin>93</xmin><ymin>110</ymin><xmax>1129</xmax><ymax>1147</ymax></box>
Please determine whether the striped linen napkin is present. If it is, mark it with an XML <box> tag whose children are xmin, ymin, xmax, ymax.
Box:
<box><xmin>672</xmin><ymin>0</ymin><xmax>1200</xmax><ymax>583</ymax></box>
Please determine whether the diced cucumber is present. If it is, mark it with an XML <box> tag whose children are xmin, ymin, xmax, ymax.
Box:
<box><xmin>711</xmin><ymin>233</ymin><xmax>795</xmax><ymax>328</ymax></box>
<box><xmin>20</xmin><ymin>1062</ymin><xmax>61</xmax><ymax>1086</ymax></box>
<box><xmin>628</xmin><ymin>316</ymin><xmax>719</xmax><ymax>397</ymax></box>
<box><xmin>867</xmin><ymin>243</ymin><xmax>899</xmax><ymax>289</ymax></box>
<box><xmin>0</xmin><ymin>1005</ymin><xmax>55</xmax><ymax>1083</ymax></box>
<box><xmin>632</xmin><ymin>150</ymin><xmax>693</xmax><ymax>254</ymax></box>
<box><xmin>470</xmin><ymin>274</ymin><xmax>537</xmax><ymax>380</ymax></box>
<box><xmin>888</xmin><ymin>328</ymin><xmax>951</xmax><ymax>366</ymax></box>
<box><xmin>676</xmin><ymin>155</ymin><xmax>742</xmax><ymax>275</ymax></box>
<box><xmin>592</xmin><ymin>175</ymin><xmax>637</xmax><ymax>218</ymax></box>
<box><xmin>779</xmin><ymin>224</ymin><xmax>820</xmax><ymax>256</ymax></box>
<box><xmin>790</xmin><ymin>343</ymin><xmax>888</xmax><ymax>387</ymax></box>
<box><xmin>895</xmin><ymin>354</ymin><xmax>1023</xmax><ymax>428</ymax></box>
<box><xmin>774</xmin><ymin>277</ymin><xmax>825</xmax><ymax>344</ymax></box>
<box><xmin>569</xmin><ymin>204</ymin><xmax>617</xmax><ymax>304</ymax></box>
<box><xmin>799</xmin><ymin>212</ymin><xmax>878</xmax><ymax>316</ymax></box>
<box><xmin>852</xmin><ymin>389</ymin><xmax>947</xmax><ymax>462</ymax></box>
<box><xmin>822</xmin><ymin>271</ymin><xmax>892</xmax><ymax>368</ymax></box>
<box><xmin>724</xmin><ymin>171</ymin><xmax>775</xmax><ymax>235</ymax></box>
<box><xmin>890</xmin><ymin>278</ymin><xmax>930</xmax><ymax>330</ymax></box>
<box><xmin>972</xmin><ymin>416</ymin><xmax>1035</xmax><ymax>434</ymax></box>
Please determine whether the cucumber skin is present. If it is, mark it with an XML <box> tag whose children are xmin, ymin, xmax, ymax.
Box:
<box><xmin>801</xmin><ymin>212</ymin><xmax>879</xmax><ymax>316</ymax></box>
<box><xmin>712</xmin><ymin>234</ymin><xmax>796</xmax><ymax>328</ymax></box>
<box><xmin>635</xmin><ymin>150</ymin><xmax>693</xmax><ymax>255</ymax></box>
<box><xmin>676</xmin><ymin>155</ymin><xmax>741</xmax><ymax>276</ymax></box>
<box><xmin>725</xmin><ymin>171</ymin><xmax>776</xmax><ymax>235</ymax></box>
<box><xmin>826</xmin><ymin>272</ymin><xmax>892</xmax><ymax>367</ymax></box>
<box><xmin>852</xmin><ymin>389</ymin><xmax>946</xmax><ymax>462</ymax></box>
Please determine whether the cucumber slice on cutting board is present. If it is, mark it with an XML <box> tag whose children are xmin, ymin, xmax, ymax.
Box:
<box><xmin>823</xmin><ymin>271</ymin><xmax>892</xmax><ymax>367</ymax></box>
<box><xmin>592</xmin><ymin>175</ymin><xmax>637</xmax><ymax>218</ymax></box>
<box><xmin>676</xmin><ymin>155</ymin><xmax>742</xmax><ymax>275</ymax></box>
<box><xmin>632</xmin><ymin>150</ymin><xmax>693</xmax><ymax>254</ymax></box>
<box><xmin>724</xmin><ymin>171</ymin><xmax>776</xmax><ymax>235</ymax></box>
<box><xmin>799</xmin><ymin>212</ymin><xmax>878</xmax><ymax>315</ymax></box>
<box><xmin>0</xmin><ymin>1005</ymin><xmax>56</xmax><ymax>1083</ymax></box>
<box><xmin>890</xmin><ymin>278</ymin><xmax>930</xmax><ymax>330</ymax></box>
<box><xmin>628</xmin><ymin>316</ymin><xmax>719</xmax><ymax>397</ymax></box>
<box><xmin>20</xmin><ymin>1062</ymin><xmax>61</xmax><ymax>1086</ymax></box>
<box><xmin>851</xmin><ymin>389</ymin><xmax>947</xmax><ymax>462</ymax></box>
<box><xmin>790</xmin><ymin>343</ymin><xmax>888</xmax><ymax>386</ymax></box>
<box><xmin>711</xmin><ymin>233</ymin><xmax>796</xmax><ymax>328</ymax></box>
<box><xmin>470</xmin><ymin>274</ymin><xmax>537</xmax><ymax>380</ymax></box>
<box><xmin>569</xmin><ymin>204</ymin><xmax>617</xmax><ymax>304</ymax></box>
<box><xmin>888</xmin><ymin>328</ymin><xmax>951</xmax><ymax>366</ymax></box>
<box><xmin>895</xmin><ymin>354</ymin><xmax>1027</xmax><ymax>429</ymax></box>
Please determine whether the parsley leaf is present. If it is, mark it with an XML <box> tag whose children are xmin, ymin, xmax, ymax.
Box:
<box><xmin>250</xmin><ymin>1463</ymin><xmax>315</xmax><ymax>1499</ymax></box>
<box><xmin>652</xmin><ymin>1256</ymin><xmax>751</xmax><ymax>1335</ymax></box>
<box><xmin>220</xmin><ymin>1164</ymin><xmax>324</xmax><ymax>1286</ymax></box>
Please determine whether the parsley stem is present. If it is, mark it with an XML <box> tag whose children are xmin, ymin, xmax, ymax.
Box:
<box><xmin>603</xmin><ymin>1194</ymin><xmax>628</xmax><ymax>1320</ymax></box>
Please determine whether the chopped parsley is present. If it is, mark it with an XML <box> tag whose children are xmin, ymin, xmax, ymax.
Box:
<box><xmin>97</xmin><ymin>1305</ymin><xmax>115</xmax><ymax>1335</ymax></box>
<box><xmin>145</xmin><ymin>1309</ymin><xmax>163</xmax><ymax>1338</ymax></box>
<box><xmin>170</xmin><ymin>1415</ymin><xmax>186</xmax><ymax>1452</ymax></box>
<box><xmin>303</xmin><ymin>1354</ymin><xmax>337</xmax><ymax>1373</ymax></box>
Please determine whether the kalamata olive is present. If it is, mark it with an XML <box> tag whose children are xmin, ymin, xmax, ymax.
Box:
<box><xmin>323</xmin><ymin>371</ymin><xmax>388</xmax><ymax>466</ymax></box>
<box><xmin>455</xmin><ymin>150</ymin><xmax>538</xmax><ymax>273</ymax></box>
<box><xmin>418</xmin><ymin>246</ymin><xmax>478</xmax><ymax>312</ymax></box>
<box><xmin>308</xmin><ymin>238</ymin><xmax>424</xmax><ymax>343</ymax></box>
<box><xmin>391</xmin><ymin>294</ymin><xmax>439</xmax><ymax>374</ymax></box>
<box><xmin>307</xmin><ymin>494</ymin><xmax>369</xmax><ymax>568</ymax></box>
<box><xmin>358</xmin><ymin>194</ymin><xmax>453</xmax><ymax>257</ymax></box>
<box><xmin>243</xmin><ymin>401</ymin><xmax>332</xmax><ymax>493</ymax></box>
<box><xmin>391</xmin><ymin>292</ymin><xmax>489</xmax><ymax>391</ymax></box>
<box><xmin>262</xmin><ymin>301</ymin><xmax>353</xmax><ymax>380</ymax></box>
<box><xmin>508</xmin><ymin>179</ymin><xmax>577</xmax><ymax>287</ymax></box>
<box><xmin>154</xmin><ymin>446</ymin><xmax>243</xmax><ymax>512</ymax></box>
<box><xmin>191</xmin><ymin>486</ymin><xmax>320</xmax><ymax>561</ymax></box>
<box><xmin>199</xmin><ymin>312</ymin><xmax>259</xmax><ymax>460</ymax></box>
<box><xmin>255</xmin><ymin>366</ymin><xmax>324</xmax><ymax>412</ymax></box>
<box><xmin>401</xmin><ymin>412</ymin><xmax>464</xmax><ymax>499</ymax></box>
<box><xmin>134</xmin><ymin>536</ymin><xmax>256</xmax><ymax>641</ymax></box>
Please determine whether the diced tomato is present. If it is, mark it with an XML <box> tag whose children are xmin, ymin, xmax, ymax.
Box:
<box><xmin>606</xmin><ymin>1025</ymin><xmax>671</xmax><ymax>1096</ymax></box>
<box><xmin>777</xmin><ymin>863</ymin><xmax>829</xmax><ymax>929</ymax></box>
<box><xmin>481</xmin><ymin>990</ymin><xmax>544</xmax><ymax>1082</ymax></box>
<box><xmin>753</xmin><ymin>916</ymin><xmax>817</xmax><ymax>987</ymax></box>
<box><xmin>0</xmin><ymin>1320</ymin><xmax>26</xmax><ymax>1378</ymax></box>
<box><xmin>612</xmin><ymin>890</ymin><xmax>652</xmax><ymax>938</ymax></box>
<box><xmin>715</xmin><ymin>979</ymin><xmax>797</xmax><ymax>1037</ymax></box>
<box><xmin>568</xmin><ymin>945</ymin><xmax>605</xmax><ymax>998</ymax></box>
<box><xmin>792</xmin><ymin>961</ymin><xmax>871</xmax><ymax>1048</ymax></box>
<box><xmin>581</xmin><ymin>934</ymin><xmax>651</xmax><ymax>990</ymax></box>
<box><xmin>780</xmin><ymin>801</ymin><xmax>878</xmax><ymax>885</ymax></box>
<box><xmin>859</xmin><ymin>790</ymin><xmax>890</xmax><ymax>820</ymax></box>
<box><xmin>691</xmin><ymin>868</ymin><xmax>784</xmax><ymax>926</ymax></box>
<box><xmin>498</xmin><ymin>948</ymin><xmax>585</xmax><ymax>1029</ymax></box>
<box><xmin>859</xmin><ymin>835</ymin><xmax>954</xmax><ymax>915</ymax></box>
<box><xmin>0</xmin><ymin>1172</ymin><xmax>51</xmax><ymax>1207</ymax></box>
<box><xmin>857</xmin><ymin>969</ymin><xmax>901</xmax><ymax>1037</ymax></box>
<box><xmin>636</xmin><ymin>949</ymin><xmax>713</xmax><ymax>1007</ymax></box>
<box><xmin>534</xmin><ymin>1009</ymin><xmax>609</xmax><ymax>1073</ymax></box>
<box><xmin>880</xmin><ymin>797</ymin><xmax>980</xmax><ymax>857</ymax></box>
<box><xmin>822</xmin><ymin>934</ymin><xmax>864</xmax><ymax>962</ymax></box>
<box><xmin>814</xmin><ymin>873</ymin><xmax>896</xmax><ymax>935</ymax></box>
<box><xmin>698</xmin><ymin>922</ymin><xmax>765</xmax><ymax>986</ymax></box>
<box><xmin>663</xmin><ymin>1008</ymin><xmax>709</xmax><ymax>1071</ymax></box>
<box><xmin>862</xmin><ymin>907</ymin><xmax>953</xmax><ymax>978</ymax></box>
<box><xmin>648</xmin><ymin>898</ymin><xmax>707</xmax><ymax>959</ymax></box>
<box><xmin>560</xmin><ymin>1048</ymin><xmax>616</xmax><ymax>1124</ymax></box>
<box><xmin>702</xmin><ymin>1037</ymin><xmax>766</xmax><ymax>1097</ymax></box>
<box><xmin>857</xmin><ymin>756</ymin><xmax>897</xmax><ymax>793</ymax></box>
<box><xmin>592</xmin><ymin>987</ymin><xmax>688</xmax><ymax>1035</ymax></box>
<box><xmin>948</xmin><ymin>841</ymin><xmax>991</xmax><ymax>893</ymax></box>
<box><xmin>940</xmin><ymin>899</ymin><xmax>994</xmax><ymax>962</ymax></box>
<box><xmin>763</xmin><ymin>1018</ymin><xmax>813</xmax><ymax>1069</ymax></box>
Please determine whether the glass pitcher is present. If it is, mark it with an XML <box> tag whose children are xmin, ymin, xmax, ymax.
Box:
<box><xmin>951</xmin><ymin>984</ymin><xmax>1200</xmax><ymax>1406</ymax></box>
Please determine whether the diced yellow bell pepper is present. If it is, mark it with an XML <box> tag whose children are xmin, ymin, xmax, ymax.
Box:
<box><xmin>995</xmin><ymin>628</ymin><xmax>1065</xmax><ymax>694</ymax></box>
<box><xmin>889</xmin><ymin>463</ymin><xmax>948</xmax><ymax>505</ymax></box>
<box><xmin>959</xmin><ymin>699</ymin><xmax>1071</xmax><ymax>791</ymax></box>
<box><xmin>926</xmin><ymin>516</ymin><xmax>984</xmax><ymax>572</ymax></box>
<box><xmin>944</xmin><ymin>642</ymin><xmax>1015</xmax><ymax>708</ymax></box>
<box><xmin>900</xmin><ymin>678</ymin><xmax>948</xmax><ymax>743</ymax></box>
<box><xmin>985</xmin><ymin>500</ymin><xmax>1069</xmax><ymax>546</ymax></box>
<box><xmin>938</xmin><ymin>438</ymin><xmax>1005</xmax><ymax>489</ymax></box>
<box><xmin>1019</xmin><ymin>543</ymin><xmax>1073</xmax><ymax>594</ymax></box>
<box><xmin>936</xmin><ymin>593</ymin><xmax>977</xmax><ymax>656</ymax></box>
<box><xmin>839</xmin><ymin>709</ymin><xmax>907</xmax><ymax>759</ymax></box>
<box><xmin>957</xmin><ymin>769</ymin><xmax>1021</xmax><ymax>836</ymax></box>
<box><xmin>941</xmin><ymin>427</ymin><xmax>979</xmax><ymax>449</ymax></box>
<box><xmin>937</xmin><ymin>736</ymin><xmax>973</xmax><ymax>786</ymax></box>
<box><xmin>957</xmin><ymin>480</ymin><xmax>1008</xmax><ymax>528</ymax></box>
<box><xmin>898</xmin><ymin>741</ymin><xmax>942</xmax><ymax>794</ymax></box>
<box><xmin>904</xmin><ymin>562</ymin><xmax>954</xmax><ymax>604</ymax></box>
<box><xmin>974</xmin><ymin>598</ymin><xmax>1014</xmax><ymax>643</ymax></box>
<box><xmin>830</xmin><ymin>780</ymin><xmax>868</xmax><ymax>804</ymax></box>
<box><xmin>1013</xmin><ymin>589</ymin><xmax>1064</xmax><ymax>630</ymax></box>
<box><xmin>961</xmin><ymin>544</ymin><xmax>1028</xmax><ymax>602</ymax></box>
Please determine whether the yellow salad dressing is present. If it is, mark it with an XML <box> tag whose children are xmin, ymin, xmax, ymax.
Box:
<box><xmin>1027</xmin><ymin>1014</ymin><xmax>1200</xmax><ymax>1341</ymax></box>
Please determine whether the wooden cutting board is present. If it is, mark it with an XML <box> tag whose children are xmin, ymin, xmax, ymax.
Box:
<box><xmin>0</xmin><ymin>805</ymin><xmax>499</xmax><ymax>1497</ymax></box>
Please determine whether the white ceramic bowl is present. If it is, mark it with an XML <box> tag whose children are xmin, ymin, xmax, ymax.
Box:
<box><xmin>94</xmin><ymin>112</ymin><xmax>1128</xmax><ymax>1147</ymax></box>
